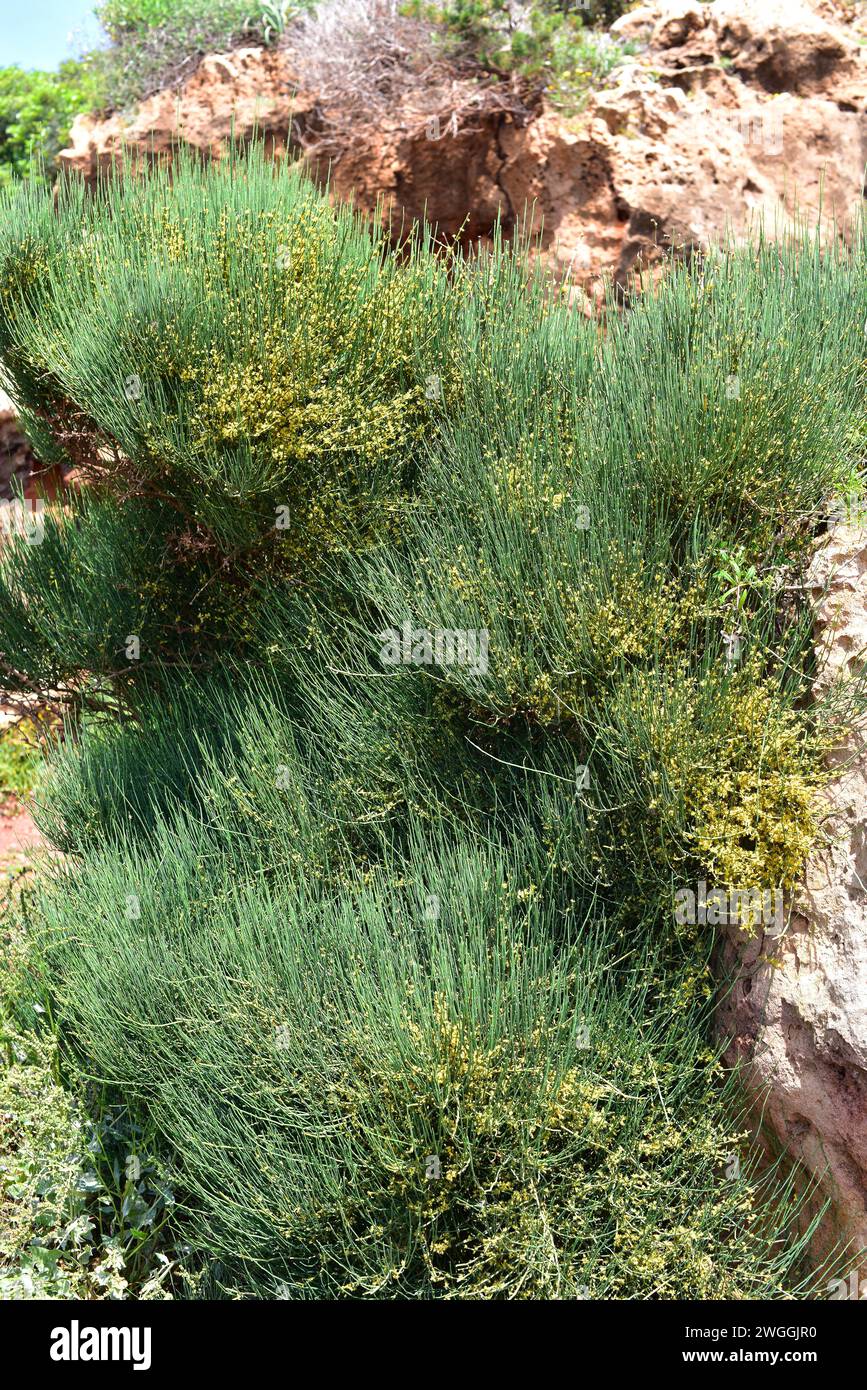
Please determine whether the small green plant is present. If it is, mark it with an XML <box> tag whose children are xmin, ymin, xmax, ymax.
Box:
<box><xmin>0</xmin><ymin>895</ymin><xmax>180</xmax><ymax>1298</ymax></box>
<box><xmin>255</xmin><ymin>0</ymin><xmax>300</xmax><ymax>42</ymax></box>
<box><xmin>714</xmin><ymin>545</ymin><xmax>765</xmax><ymax>618</ymax></box>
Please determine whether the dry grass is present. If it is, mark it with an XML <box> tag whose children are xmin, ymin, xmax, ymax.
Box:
<box><xmin>285</xmin><ymin>0</ymin><xmax>534</xmax><ymax>147</ymax></box>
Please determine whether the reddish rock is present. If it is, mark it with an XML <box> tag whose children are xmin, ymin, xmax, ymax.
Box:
<box><xmin>718</xmin><ymin>523</ymin><xmax>867</xmax><ymax>1261</ymax></box>
<box><xmin>57</xmin><ymin>1</ymin><xmax>867</xmax><ymax>289</ymax></box>
<box><xmin>60</xmin><ymin>47</ymin><xmax>314</xmax><ymax>176</ymax></box>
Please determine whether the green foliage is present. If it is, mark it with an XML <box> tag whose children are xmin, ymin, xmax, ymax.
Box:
<box><xmin>0</xmin><ymin>59</ymin><xmax>105</xmax><ymax>186</ymax></box>
<box><xmin>94</xmin><ymin>0</ymin><xmax>301</xmax><ymax>108</ymax></box>
<box><xmin>406</xmin><ymin>0</ymin><xmax>637</xmax><ymax>107</ymax></box>
<box><xmin>1</xmin><ymin>148</ymin><xmax>866</xmax><ymax>1296</ymax></box>
<box><xmin>97</xmin><ymin>0</ymin><xmax>248</xmax><ymax>34</ymax></box>
<box><xmin>37</xmin><ymin>804</ymin><xmax>837</xmax><ymax>1299</ymax></box>
<box><xmin>0</xmin><ymin>894</ymin><xmax>179</xmax><ymax>1297</ymax></box>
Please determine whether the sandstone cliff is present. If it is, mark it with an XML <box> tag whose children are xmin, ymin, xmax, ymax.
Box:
<box><xmin>58</xmin><ymin>0</ymin><xmax>867</xmax><ymax>299</ymax></box>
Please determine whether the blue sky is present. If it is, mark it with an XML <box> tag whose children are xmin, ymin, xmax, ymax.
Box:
<box><xmin>0</xmin><ymin>1</ymin><xmax>106</xmax><ymax>70</ymax></box>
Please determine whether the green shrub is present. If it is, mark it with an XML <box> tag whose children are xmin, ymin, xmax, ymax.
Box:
<box><xmin>330</xmin><ymin>229</ymin><xmax>866</xmax><ymax>916</ymax></box>
<box><xmin>95</xmin><ymin>0</ymin><xmax>300</xmax><ymax>108</ymax></box>
<box><xmin>38</xmin><ymin>812</ymin><xmax>836</xmax><ymax>1299</ymax></box>
<box><xmin>0</xmin><ymin>893</ymin><xmax>179</xmax><ymax>1298</ymax></box>
<box><xmin>0</xmin><ymin>59</ymin><xmax>105</xmax><ymax>186</ymax></box>
<box><xmin>1</xmin><ymin>148</ymin><xmax>866</xmax><ymax>1297</ymax></box>
<box><xmin>0</xmin><ymin>148</ymin><xmax>454</xmax><ymax>697</ymax></box>
<box><xmin>23</xmin><ymin>663</ymin><xmax>856</xmax><ymax>1296</ymax></box>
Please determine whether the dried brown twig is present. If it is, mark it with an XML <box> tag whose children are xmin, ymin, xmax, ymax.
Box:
<box><xmin>285</xmin><ymin>0</ymin><xmax>535</xmax><ymax>150</ymax></box>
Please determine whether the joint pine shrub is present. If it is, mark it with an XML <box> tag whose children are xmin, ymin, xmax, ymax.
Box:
<box><xmin>0</xmin><ymin>149</ymin><xmax>457</xmax><ymax>694</ymax></box>
<box><xmin>38</xmin><ymin>814</ymin><xmax>836</xmax><ymax>1299</ymax></box>
<box><xmin>0</xmin><ymin>147</ymin><xmax>865</xmax><ymax>1295</ymax></box>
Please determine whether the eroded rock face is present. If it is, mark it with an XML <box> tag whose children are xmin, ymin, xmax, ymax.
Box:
<box><xmin>536</xmin><ymin>0</ymin><xmax>867</xmax><ymax>288</ymax></box>
<box><xmin>58</xmin><ymin>44</ymin><xmax>522</xmax><ymax>244</ymax></box>
<box><xmin>718</xmin><ymin>523</ymin><xmax>867</xmax><ymax>1260</ymax></box>
<box><xmin>615</xmin><ymin>0</ymin><xmax>865</xmax><ymax>97</ymax></box>
<box><xmin>60</xmin><ymin>47</ymin><xmax>314</xmax><ymax>172</ymax></box>
<box><xmin>57</xmin><ymin>0</ymin><xmax>867</xmax><ymax>291</ymax></box>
